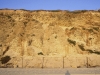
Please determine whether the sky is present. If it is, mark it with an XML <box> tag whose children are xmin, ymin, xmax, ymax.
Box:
<box><xmin>0</xmin><ymin>0</ymin><xmax>100</xmax><ymax>11</ymax></box>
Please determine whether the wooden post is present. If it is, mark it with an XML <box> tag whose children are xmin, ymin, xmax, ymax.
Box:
<box><xmin>42</xmin><ymin>57</ymin><xmax>44</xmax><ymax>69</ymax></box>
<box><xmin>21</xmin><ymin>56</ymin><xmax>23</xmax><ymax>68</ymax></box>
<box><xmin>87</xmin><ymin>57</ymin><xmax>88</xmax><ymax>68</ymax></box>
<box><xmin>63</xmin><ymin>57</ymin><xmax>64</xmax><ymax>68</ymax></box>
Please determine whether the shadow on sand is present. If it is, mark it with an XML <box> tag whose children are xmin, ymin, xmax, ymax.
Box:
<box><xmin>65</xmin><ymin>70</ymin><xmax>70</xmax><ymax>75</ymax></box>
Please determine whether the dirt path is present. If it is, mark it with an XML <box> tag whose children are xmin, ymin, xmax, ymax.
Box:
<box><xmin>0</xmin><ymin>68</ymin><xmax>100</xmax><ymax>75</ymax></box>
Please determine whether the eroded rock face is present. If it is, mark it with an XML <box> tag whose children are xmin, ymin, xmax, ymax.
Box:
<box><xmin>0</xmin><ymin>9</ymin><xmax>100</xmax><ymax>68</ymax></box>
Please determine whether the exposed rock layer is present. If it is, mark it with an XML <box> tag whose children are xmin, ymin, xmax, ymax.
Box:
<box><xmin>0</xmin><ymin>9</ymin><xmax>100</xmax><ymax>68</ymax></box>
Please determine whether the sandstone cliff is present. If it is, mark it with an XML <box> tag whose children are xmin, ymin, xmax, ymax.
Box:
<box><xmin>0</xmin><ymin>9</ymin><xmax>100</xmax><ymax>68</ymax></box>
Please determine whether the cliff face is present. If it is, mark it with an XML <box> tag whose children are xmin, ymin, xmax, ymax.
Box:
<box><xmin>0</xmin><ymin>9</ymin><xmax>100</xmax><ymax>67</ymax></box>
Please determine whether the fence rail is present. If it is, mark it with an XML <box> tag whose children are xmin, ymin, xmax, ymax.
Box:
<box><xmin>0</xmin><ymin>56</ymin><xmax>100</xmax><ymax>68</ymax></box>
